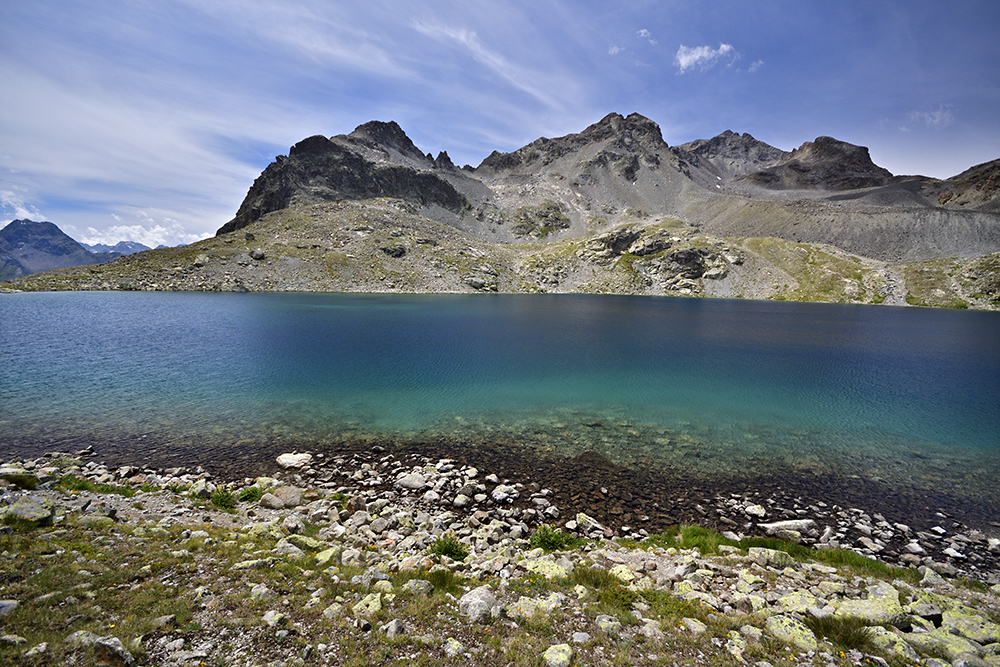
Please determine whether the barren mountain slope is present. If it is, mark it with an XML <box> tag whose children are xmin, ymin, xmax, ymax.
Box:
<box><xmin>7</xmin><ymin>200</ymin><xmax>998</xmax><ymax>309</ymax></box>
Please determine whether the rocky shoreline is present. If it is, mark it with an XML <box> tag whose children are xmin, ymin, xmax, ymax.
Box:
<box><xmin>2</xmin><ymin>447</ymin><xmax>1000</xmax><ymax>666</ymax></box>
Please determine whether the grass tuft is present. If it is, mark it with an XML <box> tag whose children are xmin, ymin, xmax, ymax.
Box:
<box><xmin>803</xmin><ymin>615</ymin><xmax>873</xmax><ymax>652</ymax></box>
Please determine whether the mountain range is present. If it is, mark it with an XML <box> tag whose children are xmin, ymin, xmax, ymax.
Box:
<box><xmin>0</xmin><ymin>220</ymin><xmax>150</xmax><ymax>281</ymax></box>
<box><xmin>4</xmin><ymin>113</ymin><xmax>999</xmax><ymax>307</ymax></box>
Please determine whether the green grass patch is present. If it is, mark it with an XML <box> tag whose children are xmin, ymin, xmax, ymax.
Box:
<box><xmin>528</xmin><ymin>525</ymin><xmax>586</xmax><ymax>553</ymax></box>
<box><xmin>58</xmin><ymin>474</ymin><xmax>135</xmax><ymax>497</ymax></box>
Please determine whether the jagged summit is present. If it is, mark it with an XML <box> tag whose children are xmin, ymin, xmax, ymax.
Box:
<box><xmin>477</xmin><ymin>112</ymin><xmax>667</xmax><ymax>173</ymax></box>
<box><xmin>744</xmin><ymin>136</ymin><xmax>893</xmax><ymax>190</ymax></box>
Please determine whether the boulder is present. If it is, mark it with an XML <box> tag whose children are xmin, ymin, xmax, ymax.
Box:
<box><xmin>458</xmin><ymin>585</ymin><xmax>499</xmax><ymax>623</ymax></box>
<box><xmin>835</xmin><ymin>582</ymin><xmax>907</xmax><ymax>628</ymax></box>
<box><xmin>395</xmin><ymin>473</ymin><xmax>427</xmax><ymax>491</ymax></box>
<box><xmin>542</xmin><ymin>644</ymin><xmax>574</xmax><ymax>667</ymax></box>
<box><xmin>2</xmin><ymin>494</ymin><xmax>54</xmax><ymax>526</ymax></box>
<box><xmin>766</xmin><ymin>614</ymin><xmax>817</xmax><ymax>652</ymax></box>
<box><xmin>276</xmin><ymin>453</ymin><xmax>313</xmax><ymax>469</ymax></box>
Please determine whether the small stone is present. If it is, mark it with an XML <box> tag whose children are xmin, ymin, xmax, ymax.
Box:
<box><xmin>258</xmin><ymin>493</ymin><xmax>284</xmax><ymax>509</ymax></box>
<box><xmin>262</xmin><ymin>610</ymin><xmax>287</xmax><ymax>627</ymax></box>
<box><xmin>396</xmin><ymin>473</ymin><xmax>427</xmax><ymax>491</ymax></box>
<box><xmin>443</xmin><ymin>637</ymin><xmax>465</xmax><ymax>657</ymax></box>
<box><xmin>681</xmin><ymin>617</ymin><xmax>707</xmax><ymax>635</ymax></box>
<box><xmin>94</xmin><ymin>635</ymin><xmax>135</xmax><ymax>667</ymax></box>
<box><xmin>381</xmin><ymin>619</ymin><xmax>406</xmax><ymax>639</ymax></box>
<box><xmin>744</xmin><ymin>504</ymin><xmax>767</xmax><ymax>518</ymax></box>
<box><xmin>1</xmin><ymin>634</ymin><xmax>26</xmax><ymax>645</ymax></box>
<box><xmin>571</xmin><ymin>632</ymin><xmax>591</xmax><ymax>643</ymax></box>
<box><xmin>0</xmin><ymin>600</ymin><xmax>19</xmax><ymax>616</ymax></box>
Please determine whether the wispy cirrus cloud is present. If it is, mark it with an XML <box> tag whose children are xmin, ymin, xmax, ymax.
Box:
<box><xmin>413</xmin><ymin>22</ymin><xmax>566</xmax><ymax>110</ymax></box>
<box><xmin>900</xmin><ymin>106</ymin><xmax>955</xmax><ymax>132</ymax></box>
<box><xmin>674</xmin><ymin>43</ymin><xmax>738</xmax><ymax>73</ymax></box>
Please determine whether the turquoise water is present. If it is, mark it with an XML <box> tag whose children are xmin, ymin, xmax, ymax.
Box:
<box><xmin>1</xmin><ymin>292</ymin><xmax>998</xmax><ymax>501</ymax></box>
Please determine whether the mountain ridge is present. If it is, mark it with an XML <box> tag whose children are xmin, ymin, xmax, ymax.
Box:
<box><xmin>216</xmin><ymin>113</ymin><xmax>1000</xmax><ymax>262</ymax></box>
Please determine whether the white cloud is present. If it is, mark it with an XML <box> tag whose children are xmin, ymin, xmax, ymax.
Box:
<box><xmin>608</xmin><ymin>45</ymin><xmax>621</xmax><ymax>56</ymax></box>
<box><xmin>637</xmin><ymin>29</ymin><xmax>657</xmax><ymax>46</ymax></box>
<box><xmin>900</xmin><ymin>106</ymin><xmax>955</xmax><ymax>132</ymax></box>
<box><xmin>0</xmin><ymin>190</ymin><xmax>43</xmax><ymax>222</ymax></box>
<box><xmin>674</xmin><ymin>43</ymin><xmax>737</xmax><ymax>73</ymax></box>
<box><xmin>749</xmin><ymin>59</ymin><xmax>764</xmax><ymax>72</ymax></box>
<box><xmin>81</xmin><ymin>211</ymin><xmax>208</xmax><ymax>248</ymax></box>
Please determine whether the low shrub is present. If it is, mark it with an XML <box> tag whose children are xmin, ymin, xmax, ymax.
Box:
<box><xmin>210</xmin><ymin>486</ymin><xmax>236</xmax><ymax>510</ymax></box>
<box><xmin>237</xmin><ymin>486</ymin><xmax>264</xmax><ymax>503</ymax></box>
<box><xmin>428</xmin><ymin>533</ymin><xmax>469</xmax><ymax>561</ymax></box>
<box><xmin>529</xmin><ymin>525</ymin><xmax>586</xmax><ymax>552</ymax></box>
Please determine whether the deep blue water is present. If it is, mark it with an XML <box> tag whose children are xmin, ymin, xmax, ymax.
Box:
<box><xmin>2</xmin><ymin>292</ymin><xmax>998</xmax><ymax>500</ymax></box>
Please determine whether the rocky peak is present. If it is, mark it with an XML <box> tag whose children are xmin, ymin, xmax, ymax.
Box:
<box><xmin>340</xmin><ymin>120</ymin><xmax>428</xmax><ymax>165</ymax></box>
<box><xmin>683</xmin><ymin>130</ymin><xmax>788</xmax><ymax>164</ymax></box>
<box><xmin>476</xmin><ymin>112</ymin><xmax>667</xmax><ymax>173</ymax></box>
<box><xmin>578</xmin><ymin>112</ymin><xmax>667</xmax><ymax>146</ymax></box>
<box><xmin>742</xmin><ymin>136</ymin><xmax>893</xmax><ymax>191</ymax></box>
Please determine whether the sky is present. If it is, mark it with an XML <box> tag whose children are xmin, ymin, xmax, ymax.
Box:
<box><xmin>2</xmin><ymin>1</ymin><xmax>999</xmax><ymax>247</ymax></box>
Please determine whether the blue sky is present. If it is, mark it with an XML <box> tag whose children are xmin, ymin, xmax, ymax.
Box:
<box><xmin>2</xmin><ymin>0</ymin><xmax>999</xmax><ymax>246</ymax></box>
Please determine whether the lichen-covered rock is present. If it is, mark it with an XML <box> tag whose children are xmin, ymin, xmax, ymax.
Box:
<box><xmin>595</xmin><ymin>615</ymin><xmax>622</xmax><ymax>632</ymax></box>
<box><xmin>766</xmin><ymin>614</ymin><xmax>817</xmax><ymax>652</ymax></box>
<box><xmin>943</xmin><ymin>608</ymin><xmax>1000</xmax><ymax>644</ymax></box>
<box><xmin>778</xmin><ymin>590</ymin><xmax>823</xmax><ymax>614</ymax></box>
<box><xmin>747</xmin><ymin>547</ymin><xmax>796</xmax><ymax>569</ymax></box>
<box><xmin>524</xmin><ymin>558</ymin><xmax>570</xmax><ymax>580</ymax></box>
<box><xmin>352</xmin><ymin>593</ymin><xmax>382</xmax><ymax>616</ymax></box>
<box><xmin>904</xmin><ymin>627</ymin><xmax>984</xmax><ymax>662</ymax></box>
<box><xmin>681</xmin><ymin>617</ymin><xmax>707</xmax><ymax>635</ymax></box>
<box><xmin>868</xmin><ymin>627</ymin><xmax>920</xmax><ymax>663</ymax></box>
<box><xmin>286</xmin><ymin>534</ymin><xmax>324</xmax><ymax>552</ymax></box>
<box><xmin>94</xmin><ymin>635</ymin><xmax>135</xmax><ymax>667</ymax></box>
<box><xmin>609</xmin><ymin>564</ymin><xmax>637</xmax><ymax>583</ymax></box>
<box><xmin>542</xmin><ymin>643</ymin><xmax>574</xmax><ymax>667</ymax></box>
<box><xmin>2</xmin><ymin>494</ymin><xmax>54</xmax><ymax>526</ymax></box>
<box><xmin>835</xmin><ymin>581</ymin><xmax>907</xmax><ymax>628</ymax></box>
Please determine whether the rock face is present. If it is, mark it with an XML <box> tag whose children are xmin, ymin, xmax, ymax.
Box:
<box><xmin>743</xmin><ymin>136</ymin><xmax>893</xmax><ymax>191</ymax></box>
<box><xmin>217</xmin><ymin>124</ymin><xmax>478</xmax><ymax>235</ymax></box>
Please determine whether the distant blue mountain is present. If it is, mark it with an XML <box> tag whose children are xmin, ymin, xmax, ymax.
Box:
<box><xmin>0</xmin><ymin>219</ymin><xmax>121</xmax><ymax>281</ymax></box>
<box><xmin>82</xmin><ymin>240</ymin><xmax>152</xmax><ymax>254</ymax></box>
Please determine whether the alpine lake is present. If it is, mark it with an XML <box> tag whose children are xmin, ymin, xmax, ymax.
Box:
<box><xmin>2</xmin><ymin>291</ymin><xmax>998</xmax><ymax>530</ymax></box>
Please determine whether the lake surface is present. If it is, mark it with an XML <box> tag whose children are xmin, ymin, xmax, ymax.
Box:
<box><xmin>2</xmin><ymin>292</ymin><xmax>999</xmax><ymax>509</ymax></box>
